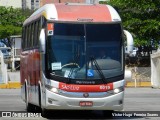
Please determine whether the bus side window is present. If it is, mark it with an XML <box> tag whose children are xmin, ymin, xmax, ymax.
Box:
<box><xmin>38</xmin><ymin>19</ymin><xmax>41</xmax><ymax>47</ymax></box>
<box><xmin>33</xmin><ymin>22</ymin><xmax>36</xmax><ymax>48</ymax></box>
<box><xmin>25</xmin><ymin>26</ymin><xmax>28</xmax><ymax>49</ymax></box>
<box><xmin>22</xmin><ymin>27</ymin><xmax>25</xmax><ymax>50</ymax></box>
<box><xmin>27</xmin><ymin>25</ymin><xmax>31</xmax><ymax>49</ymax></box>
<box><xmin>31</xmin><ymin>23</ymin><xmax>34</xmax><ymax>48</ymax></box>
<box><xmin>35</xmin><ymin>19</ymin><xmax>41</xmax><ymax>48</ymax></box>
<box><xmin>29</xmin><ymin>24</ymin><xmax>32</xmax><ymax>49</ymax></box>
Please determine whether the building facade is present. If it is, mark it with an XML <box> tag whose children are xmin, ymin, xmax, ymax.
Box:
<box><xmin>0</xmin><ymin>0</ymin><xmax>22</xmax><ymax>8</ymax></box>
<box><xmin>0</xmin><ymin>0</ymin><xmax>39</xmax><ymax>10</ymax></box>
<box><xmin>40</xmin><ymin>0</ymin><xmax>86</xmax><ymax>6</ymax></box>
<box><xmin>0</xmin><ymin>0</ymin><xmax>100</xmax><ymax>10</ymax></box>
<box><xmin>22</xmin><ymin>0</ymin><xmax>40</xmax><ymax>10</ymax></box>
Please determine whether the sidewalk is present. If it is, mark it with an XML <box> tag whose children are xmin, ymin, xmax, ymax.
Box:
<box><xmin>0</xmin><ymin>71</ymin><xmax>21</xmax><ymax>89</ymax></box>
<box><xmin>125</xmin><ymin>67</ymin><xmax>151</xmax><ymax>87</ymax></box>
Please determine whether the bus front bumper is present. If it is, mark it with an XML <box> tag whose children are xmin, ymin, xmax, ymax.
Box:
<box><xmin>44</xmin><ymin>89</ymin><xmax>124</xmax><ymax>110</ymax></box>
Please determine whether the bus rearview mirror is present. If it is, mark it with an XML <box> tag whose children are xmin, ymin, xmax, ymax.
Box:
<box><xmin>123</xmin><ymin>30</ymin><xmax>134</xmax><ymax>53</ymax></box>
<box><xmin>39</xmin><ymin>29</ymin><xmax>46</xmax><ymax>54</ymax></box>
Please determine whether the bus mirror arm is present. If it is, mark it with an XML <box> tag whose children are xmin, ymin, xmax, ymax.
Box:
<box><xmin>123</xmin><ymin>30</ymin><xmax>133</xmax><ymax>53</ymax></box>
<box><xmin>39</xmin><ymin>29</ymin><xmax>46</xmax><ymax>54</ymax></box>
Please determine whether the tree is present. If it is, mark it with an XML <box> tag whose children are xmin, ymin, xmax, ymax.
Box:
<box><xmin>0</xmin><ymin>6</ymin><xmax>33</xmax><ymax>39</ymax></box>
<box><xmin>100</xmin><ymin>0</ymin><xmax>160</xmax><ymax>47</ymax></box>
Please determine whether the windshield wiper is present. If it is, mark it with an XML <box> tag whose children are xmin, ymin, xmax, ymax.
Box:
<box><xmin>90</xmin><ymin>56</ymin><xmax>107</xmax><ymax>84</ymax></box>
<box><xmin>67</xmin><ymin>49</ymin><xmax>81</xmax><ymax>83</ymax></box>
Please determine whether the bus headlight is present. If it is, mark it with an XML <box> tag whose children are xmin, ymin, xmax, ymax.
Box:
<box><xmin>113</xmin><ymin>87</ymin><xmax>124</xmax><ymax>94</ymax></box>
<box><xmin>50</xmin><ymin>88</ymin><xmax>59</xmax><ymax>93</ymax></box>
<box><xmin>45</xmin><ymin>84</ymin><xmax>60</xmax><ymax>94</ymax></box>
<box><xmin>108</xmin><ymin>86</ymin><xmax>124</xmax><ymax>95</ymax></box>
<box><xmin>114</xmin><ymin>88</ymin><xmax>120</xmax><ymax>94</ymax></box>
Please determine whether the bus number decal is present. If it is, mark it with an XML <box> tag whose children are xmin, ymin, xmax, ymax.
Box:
<box><xmin>47</xmin><ymin>23</ymin><xmax>54</xmax><ymax>36</ymax></box>
<box><xmin>100</xmin><ymin>84</ymin><xmax>113</xmax><ymax>91</ymax></box>
<box><xmin>100</xmin><ymin>86</ymin><xmax>110</xmax><ymax>90</ymax></box>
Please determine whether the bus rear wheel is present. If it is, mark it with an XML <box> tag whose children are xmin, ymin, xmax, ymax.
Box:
<box><xmin>27</xmin><ymin>103</ymin><xmax>35</xmax><ymax>112</ymax></box>
<box><xmin>25</xmin><ymin>84</ymin><xmax>36</xmax><ymax>112</ymax></box>
<box><xmin>25</xmin><ymin>94</ymin><xmax>35</xmax><ymax>112</ymax></box>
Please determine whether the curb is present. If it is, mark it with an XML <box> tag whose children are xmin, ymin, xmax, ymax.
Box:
<box><xmin>0</xmin><ymin>81</ymin><xmax>151</xmax><ymax>89</ymax></box>
<box><xmin>0</xmin><ymin>82</ymin><xmax>21</xmax><ymax>89</ymax></box>
<box><xmin>125</xmin><ymin>81</ymin><xmax>151</xmax><ymax>87</ymax></box>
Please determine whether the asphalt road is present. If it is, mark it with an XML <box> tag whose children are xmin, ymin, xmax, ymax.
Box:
<box><xmin>0</xmin><ymin>88</ymin><xmax>160</xmax><ymax>119</ymax></box>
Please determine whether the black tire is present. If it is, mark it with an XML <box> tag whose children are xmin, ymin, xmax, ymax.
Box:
<box><xmin>27</xmin><ymin>103</ymin><xmax>36</xmax><ymax>112</ymax></box>
<box><xmin>25</xmin><ymin>84</ymin><xmax>36</xmax><ymax>112</ymax></box>
<box><xmin>41</xmin><ymin>108</ymin><xmax>50</xmax><ymax>118</ymax></box>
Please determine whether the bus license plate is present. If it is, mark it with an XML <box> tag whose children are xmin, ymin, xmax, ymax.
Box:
<box><xmin>79</xmin><ymin>101</ymin><xmax>93</xmax><ymax>107</ymax></box>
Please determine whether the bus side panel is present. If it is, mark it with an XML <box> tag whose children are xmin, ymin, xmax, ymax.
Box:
<box><xmin>34</xmin><ymin>49</ymin><xmax>40</xmax><ymax>106</ymax></box>
<box><xmin>21</xmin><ymin>49</ymin><xmax>40</xmax><ymax>106</ymax></box>
<box><xmin>28</xmin><ymin>49</ymin><xmax>35</xmax><ymax>104</ymax></box>
<box><xmin>20</xmin><ymin>50</ymin><xmax>29</xmax><ymax>101</ymax></box>
<box><xmin>28</xmin><ymin>49</ymin><xmax>40</xmax><ymax>105</ymax></box>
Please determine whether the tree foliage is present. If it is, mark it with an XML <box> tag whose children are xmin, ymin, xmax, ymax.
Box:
<box><xmin>100</xmin><ymin>0</ymin><xmax>160</xmax><ymax>47</ymax></box>
<box><xmin>0</xmin><ymin>6</ymin><xmax>33</xmax><ymax>39</ymax></box>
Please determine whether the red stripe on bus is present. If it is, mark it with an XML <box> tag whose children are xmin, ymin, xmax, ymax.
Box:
<box><xmin>59</xmin><ymin>82</ymin><xmax>113</xmax><ymax>92</ymax></box>
<box><xmin>55</xmin><ymin>4</ymin><xmax>112</xmax><ymax>22</ymax></box>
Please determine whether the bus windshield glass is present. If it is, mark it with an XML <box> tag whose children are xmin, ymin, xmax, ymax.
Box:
<box><xmin>46</xmin><ymin>23</ymin><xmax>123</xmax><ymax>82</ymax></box>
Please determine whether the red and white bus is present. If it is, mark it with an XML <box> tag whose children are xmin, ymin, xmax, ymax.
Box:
<box><xmin>21</xmin><ymin>3</ymin><xmax>132</xmax><ymax>115</ymax></box>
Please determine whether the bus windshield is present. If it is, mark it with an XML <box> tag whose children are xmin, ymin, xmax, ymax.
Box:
<box><xmin>46</xmin><ymin>23</ymin><xmax>123</xmax><ymax>83</ymax></box>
